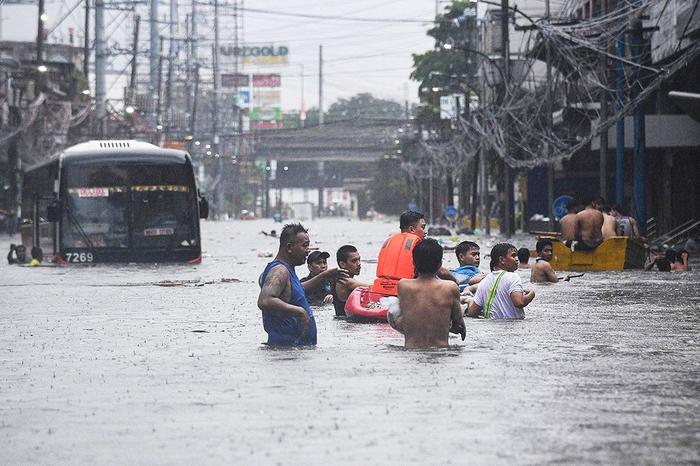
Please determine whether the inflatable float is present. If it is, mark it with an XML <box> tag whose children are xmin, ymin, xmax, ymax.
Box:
<box><xmin>344</xmin><ymin>286</ymin><xmax>390</xmax><ymax>321</ymax></box>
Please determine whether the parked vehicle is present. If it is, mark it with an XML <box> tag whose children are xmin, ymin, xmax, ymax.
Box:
<box><xmin>21</xmin><ymin>140</ymin><xmax>208</xmax><ymax>264</ymax></box>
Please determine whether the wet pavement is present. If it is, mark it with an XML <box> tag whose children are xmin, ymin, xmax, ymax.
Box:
<box><xmin>1</xmin><ymin>218</ymin><xmax>698</xmax><ymax>464</ymax></box>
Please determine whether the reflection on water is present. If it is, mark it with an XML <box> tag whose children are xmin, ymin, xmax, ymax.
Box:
<box><xmin>0</xmin><ymin>219</ymin><xmax>698</xmax><ymax>464</ymax></box>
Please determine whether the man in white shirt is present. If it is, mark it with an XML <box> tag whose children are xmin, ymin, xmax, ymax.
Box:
<box><xmin>467</xmin><ymin>243</ymin><xmax>535</xmax><ymax>319</ymax></box>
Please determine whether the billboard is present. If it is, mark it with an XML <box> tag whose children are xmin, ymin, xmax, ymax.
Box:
<box><xmin>221</xmin><ymin>73</ymin><xmax>249</xmax><ymax>88</ymax></box>
<box><xmin>237</xmin><ymin>89</ymin><xmax>251</xmax><ymax>108</ymax></box>
<box><xmin>252</xmin><ymin>74</ymin><xmax>281</xmax><ymax>87</ymax></box>
<box><xmin>251</xmin><ymin>74</ymin><xmax>281</xmax><ymax>129</ymax></box>
<box><xmin>220</xmin><ymin>45</ymin><xmax>289</xmax><ymax>65</ymax></box>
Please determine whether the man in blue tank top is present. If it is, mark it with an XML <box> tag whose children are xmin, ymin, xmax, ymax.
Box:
<box><xmin>258</xmin><ymin>223</ymin><xmax>343</xmax><ymax>346</ymax></box>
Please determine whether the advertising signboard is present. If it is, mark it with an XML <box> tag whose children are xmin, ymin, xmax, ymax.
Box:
<box><xmin>252</xmin><ymin>74</ymin><xmax>281</xmax><ymax>87</ymax></box>
<box><xmin>220</xmin><ymin>45</ymin><xmax>289</xmax><ymax>65</ymax></box>
<box><xmin>251</xmin><ymin>74</ymin><xmax>282</xmax><ymax>129</ymax></box>
<box><xmin>221</xmin><ymin>73</ymin><xmax>250</xmax><ymax>88</ymax></box>
<box><xmin>237</xmin><ymin>89</ymin><xmax>251</xmax><ymax>108</ymax></box>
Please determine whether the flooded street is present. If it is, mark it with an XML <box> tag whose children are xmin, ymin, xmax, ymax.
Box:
<box><xmin>1</xmin><ymin>218</ymin><xmax>698</xmax><ymax>464</ymax></box>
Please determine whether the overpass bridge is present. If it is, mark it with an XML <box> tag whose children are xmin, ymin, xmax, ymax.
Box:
<box><xmin>251</xmin><ymin>119</ymin><xmax>406</xmax><ymax>217</ymax></box>
<box><xmin>252</xmin><ymin>118</ymin><xmax>404</xmax><ymax>164</ymax></box>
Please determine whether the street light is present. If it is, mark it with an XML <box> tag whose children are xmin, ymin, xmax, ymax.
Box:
<box><xmin>37</xmin><ymin>65</ymin><xmax>47</xmax><ymax>73</ymax></box>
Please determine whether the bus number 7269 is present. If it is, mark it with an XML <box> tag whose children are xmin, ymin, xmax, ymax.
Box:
<box><xmin>65</xmin><ymin>252</ymin><xmax>94</xmax><ymax>263</ymax></box>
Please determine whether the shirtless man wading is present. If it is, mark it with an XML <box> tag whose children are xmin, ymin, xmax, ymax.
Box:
<box><xmin>530</xmin><ymin>239</ymin><xmax>572</xmax><ymax>283</ymax></box>
<box><xmin>576</xmin><ymin>198</ymin><xmax>604</xmax><ymax>250</ymax></box>
<box><xmin>394</xmin><ymin>238</ymin><xmax>465</xmax><ymax>348</ymax></box>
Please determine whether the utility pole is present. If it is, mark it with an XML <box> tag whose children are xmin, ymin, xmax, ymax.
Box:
<box><xmin>189</xmin><ymin>63</ymin><xmax>199</xmax><ymax>137</ymax></box>
<box><xmin>129</xmin><ymin>15</ymin><xmax>140</xmax><ymax>98</ymax></box>
<box><xmin>545</xmin><ymin>0</ymin><xmax>555</xmax><ymax>231</ymax></box>
<box><xmin>165</xmin><ymin>0</ymin><xmax>178</xmax><ymax>132</ymax></box>
<box><xmin>149</xmin><ymin>0</ymin><xmax>159</xmax><ymax>127</ymax></box>
<box><xmin>501</xmin><ymin>0</ymin><xmax>514</xmax><ymax>237</ymax></box>
<box><xmin>599</xmin><ymin>1</ymin><xmax>608</xmax><ymax>200</ymax></box>
<box><xmin>300</xmin><ymin>64</ymin><xmax>305</xmax><ymax>127</ymax></box>
<box><xmin>156</xmin><ymin>36</ymin><xmax>164</xmax><ymax>128</ymax></box>
<box><xmin>94</xmin><ymin>0</ymin><xmax>106</xmax><ymax>134</ymax></box>
<box><xmin>615</xmin><ymin>0</ymin><xmax>625</xmax><ymax>205</ymax></box>
<box><xmin>213</xmin><ymin>0</ymin><xmax>223</xmax><ymax>217</ymax></box>
<box><xmin>630</xmin><ymin>4</ymin><xmax>646</xmax><ymax>234</ymax></box>
<box><xmin>83</xmin><ymin>0</ymin><xmax>89</xmax><ymax>80</ymax></box>
<box><xmin>36</xmin><ymin>0</ymin><xmax>45</xmax><ymax>65</ymax></box>
<box><xmin>36</xmin><ymin>0</ymin><xmax>45</xmax><ymax>92</ymax></box>
<box><xmin>188</xmin><ymin>0</ymin><xmax>198</xmax><ymax>136</ymax></box>
<box><xmin>479</xmin><ymin>75</ymin><xmax>489</xmax><ymax>235</ymax></box>
<box><xmin>232</xmin><ymin>0</ymin><xmax>242</xmax><ymax>216</ymax></box>
<box><xmin>429</xmin><ymin>164</ymin><xmax>434</xmax><ymax>225</ymax></box>
<box><xmin>319</xmin><ymin>45</ymin><xmax>324</xmax><ymax>127</ymax></box>
<box><xmin>213</xmin><ymin>0</ymin><xmax>220</xmax><ymax>144</ymax></box>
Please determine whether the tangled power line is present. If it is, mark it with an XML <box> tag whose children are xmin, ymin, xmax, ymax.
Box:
<box><xmin>418</xmin><ymin>0</ymin><xmax>699</xmax><ymax>170</ymax></box>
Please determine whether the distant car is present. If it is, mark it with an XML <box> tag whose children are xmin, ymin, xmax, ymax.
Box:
<box><xmin>239</xmin><ymin>210</ymin><xmax>256</xmax><ymax>220</ymax></box>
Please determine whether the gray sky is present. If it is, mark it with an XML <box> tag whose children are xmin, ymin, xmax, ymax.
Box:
<box><xmin>1</xmin><ymin>0</ymin><xmax>564</xmax><ymax>110</ymax></box>
<box><xmin>1</xmin><ymin>0</ymin><xmax>443</xmax><ymax>110</ymax></box>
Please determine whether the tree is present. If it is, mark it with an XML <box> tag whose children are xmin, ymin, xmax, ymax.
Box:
<box><xmin>369</xmin><ymin>157</ymin><xmax>413</xmax><ymax>215</ymax></box>
<box><xmin>325</xmin><ymin>93</ymin><xmax>405</xmax><ymax>122</ymax></box>
<box><xmin>411</xmin><ymin>1</ymin><xmax>478</xmax><ymax>109</ymax></box>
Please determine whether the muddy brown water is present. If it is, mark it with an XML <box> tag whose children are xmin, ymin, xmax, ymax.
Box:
<box><xmin>1</xmin><ymin>219</ymin><xmax>698</xmax><ymax>464</ymax></box>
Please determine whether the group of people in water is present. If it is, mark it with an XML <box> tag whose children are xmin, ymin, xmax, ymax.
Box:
<box><xmin>256</xmin><ymin>211</ymin><xmax>577</xmax><ymax>349</ymax></box>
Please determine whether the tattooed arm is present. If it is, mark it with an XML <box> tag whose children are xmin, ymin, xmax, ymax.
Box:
<box><xmin>258</xmin><ymin>264</ymin><xmax>309</xmax><ymax>334</ymax></box>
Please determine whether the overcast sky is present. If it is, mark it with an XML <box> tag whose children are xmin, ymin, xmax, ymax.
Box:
<box><xmin>0</xmin><ymin>0</ymin><xmax>558</xmax><ymax>111</ymax></box>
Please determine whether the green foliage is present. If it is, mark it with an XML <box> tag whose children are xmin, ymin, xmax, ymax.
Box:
<box><xmin>326</xmin><ymin>93</ymin><xmax>405</xmax><ymax>121</ymax></box>
<box><xmin>411</xmin><ymin>1</ymin><xmax>479</xmax><ymax>106</ymax></box>
<box><xmin>300</xmin><ymin>94</ymin><xmax>406</xmax><ymax>127</ymax></box>
<box><xmin>369</xmin><ymin>158</ymin><xmax>413</xmax><ymax>215</ymax></box>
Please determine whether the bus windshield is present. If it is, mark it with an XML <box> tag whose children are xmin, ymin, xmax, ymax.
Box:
<box><xmin>62</xmin><ymin>162</ymin><xmax>197</xmax><ymax>250</ymax></box>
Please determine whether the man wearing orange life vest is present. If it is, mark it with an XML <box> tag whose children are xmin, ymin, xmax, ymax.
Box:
<box><xmin>372</xmin><ymin>211</ymin><xmax>457</xmax><ymax>296</ymax></box>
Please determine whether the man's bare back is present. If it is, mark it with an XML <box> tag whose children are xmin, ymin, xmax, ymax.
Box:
<box><xmin>576</xmin><ymin>207</ymin><xmax>604</xmax><ymax>242</ymax></box>
<box><xmin>601</xmin><ymin>213</ymin><xmax>618</xmax><ymax>240</ymax></box>
<box><xmin>396</xmin><ymin>277</ymin><xmax>462</xmax><ymax>348</ymax></box>
<box><xmin>559</xmin><ymin>214</ymin><xmax>578</xmax><ymax>241</ymax></box>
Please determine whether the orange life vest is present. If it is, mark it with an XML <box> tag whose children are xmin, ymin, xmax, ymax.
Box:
<box><xmin>371</xmin><ymin>232</ymin><xmax>421</xmax><ymax>296</ymax></box>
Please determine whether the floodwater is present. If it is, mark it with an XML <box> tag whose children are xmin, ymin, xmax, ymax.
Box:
<box><xmin>1</xmin><ymin>218</ymin><xmax>698</xmax><ymax>464</ymax></box>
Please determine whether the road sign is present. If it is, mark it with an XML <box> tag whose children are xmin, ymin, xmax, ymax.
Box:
<box><xmin>445</xmin><ymin>205</ymin><xmax>458</xmax><ymax>221</ymax></box>
<box><xmin>552</xmin><ymin>195</ymin><xmax>573</xmax><ymax>221</ymax></box>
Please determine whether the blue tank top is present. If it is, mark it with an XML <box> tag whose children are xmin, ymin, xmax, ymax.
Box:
<box><xmin>258</xmin><ymin>260</ymin><xmax>317</xmax><ymax>346</ymax></box>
